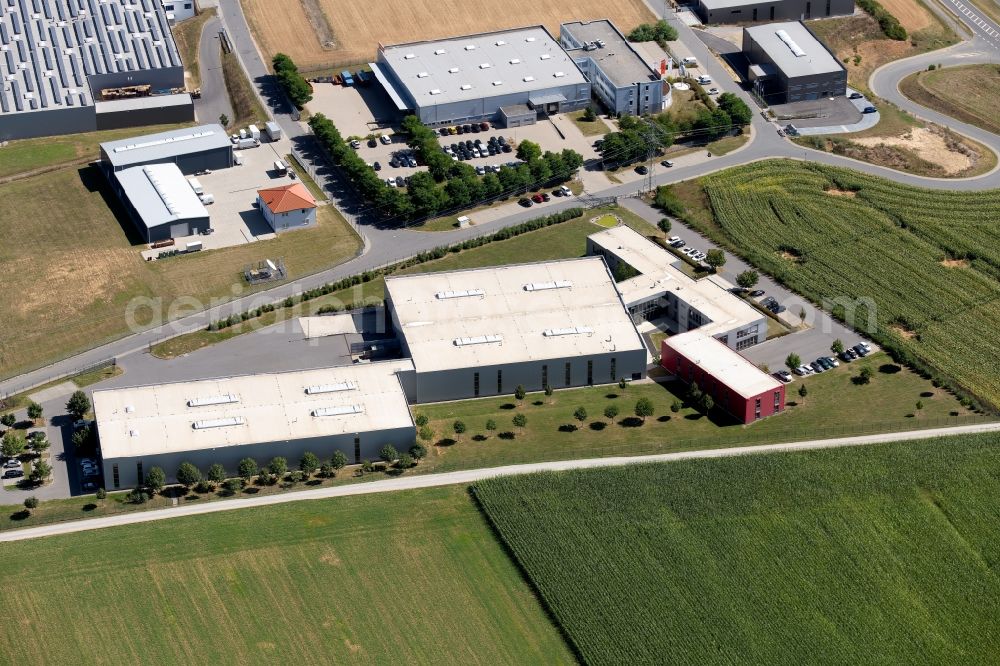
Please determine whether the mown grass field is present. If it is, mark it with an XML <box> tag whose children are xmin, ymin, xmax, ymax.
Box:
<box><xmin>899</xmin><ymin>64</ymin><xmax>1000</xmax><ymax>136</ymax></box>
<box><xmin>676</xmin><ymin>160</ymin><xmax>1000</xmax><ymax>410</ymax></box>
<box><xmin>0</xmin><ymin>167</ymin><xmax>359</xmax><ymax>379</ymax></box>
<box><xmin>474</xmin><ymin>432</ymin><xmax>1000</xmax><ymax>664</ymax></box>
<box><xmin>0</xmin><ymin>486</ymin><xmax>573</xmax><ymax>665</ymax></box>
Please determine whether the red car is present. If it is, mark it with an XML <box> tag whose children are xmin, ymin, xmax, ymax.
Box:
<box><xmin>479</xmin><ymin>121</ymin><xmax>490</xmax><ymax>131</ymax></box>
<box><xmin>531</xmin><ymin>193</ymin><xmax>544</xmax><ymax>204</ymax></box>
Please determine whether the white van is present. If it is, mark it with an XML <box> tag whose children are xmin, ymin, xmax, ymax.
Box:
<box><xmin>682</xmin><ymin>56</ymin><xmax>698</xmax><ymax>66</ymax></box>
<box><xmin>697</xmin><ymin>74</ymin><xmax>712</xmax><ymax>85</ymax></box>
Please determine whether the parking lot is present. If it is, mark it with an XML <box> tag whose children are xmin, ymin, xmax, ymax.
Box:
<box><xmin>141</xmin><ymin>133</ymin><xmax>299</xmax><ymax>257</ymax></box>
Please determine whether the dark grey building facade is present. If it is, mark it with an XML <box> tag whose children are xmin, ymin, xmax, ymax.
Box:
<box><xmin>743</xmin><ymin>21</ymin><xmax>847</xmax><ymax>103</ymax></box>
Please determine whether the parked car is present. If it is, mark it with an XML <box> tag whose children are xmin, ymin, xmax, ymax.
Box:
<box><xmin>862</xmin><ymin>106</ymin><xmax>877</xmax><ymax>114</ymax></box>
<box><xmin>853</xmin><ymin>343</ymin><xmax>870</xmax><ymax>357</ymax></box>
<box><xmin>671</xmin><ymin>239</ymin><xmax>686</xmax><ymax>248</ymax></box>
<box><xmin>367</xmin><ymin>138</ymin><xmax>377</xmax><ymax>147</ymax></box>
<box><xmin>475</xmin><ymin>165</ymin><xmax>486</xmax><ymax>175</ymax></box>
<box><xmin>559</xmin><ymin>185</ymin><xmax>572</xmax><ymax>196</ymax></box>
<box><xmin>373</xmin><ymin>161</ymin><xmax>381</xmax><ymax>171</ymax></box>
<box><xmin>518</xmin><ymin>197</ymin><xmax>533</xmax><ymax>207</ymax></box>
<box><xmin>775</xmin><ymin>370</ymin><xmax>793</xmax><ymax>383</ymax></box>
<box><xmin>794</xmin><ymin>365</ymin><xmax>812</xmax><ymax>376</ymax></box>
<box><xmin>3</xmin><ymin>469</ymin><xmax>23</xmax><ymax>479</ymax></box>
<box><xmin>388</xmin><ymin>158</ymin><xmax>400</xmax><ymax>168</ymax></box>
<box><xmin>661</xmin><ymin>160</ymin><xmax>674</xmax><ymax>168</ymax></box>
<box><xmin>479</xmin><ymin>121</ymin><xmax>490</xmax><ymax>131</ymax></box>
<box><xmin>501</xmin><ymin>144</ymin><xmax>512</xmax><ymax>153</ymax></box>
<box><xmin>750</xmin><ymin>289</ymin><xmax>765</xmax><ymax>298</ymax></box>
<box><xmin>816</xmin><ymin>357</ymin><xmax>834</xmax><ymax>370</ymax></box>
<box><xmin>350</xmin><ymin>139</ymin><xmax>361</xmax><ymax>149</ymax></box>
<box><xmin>772</xmin><ymin>304</ymin><xmax>787</xmax><ymax>314</ymax></box>
<box><xmin>707</xmin><ymin>87</ymin><xmax>720</xmax><ymax>95</ymax></box>
<box><xmin>857</xmin><ymin>341</ymin><xmax>872</xmax><ymax>353</ymax></box>
<box><xmin>635</xmin><ymin>165</ymin><xmax>648</xmax><ymax>175</ymax></box>
<box><xmin>761</xmin><ymin>296</ymin><xmax>777</xmax><ymax>308</ymax></box>
<box><xmin>385</xmin><ymin>177</ymin><xmax>395</xmax><ymax>187</ymax></box>
<box><xmin>691</xmin><ymin>252</ymin><xmax>707</xmax><ymax>262</ymax></box>
<box><xmin>839</xmin><ymin>350</ymin><xmax>854</xmax><ymax>362</ymax></box>
<box><xmin>667</xmin><ymin>236</ymin><xmax>681</xmax><ymax>245</ymax></box>
<box><xmin>448</xmin><ymin>126</ymin><xmax>458</xmax><ymax>135</ymax></box>
<box><xmin>395</xmin><ymin>176</ymin><xmax>405</xmax><ymax>187</ymax></box>
<box><xmin>697</xmin><ymin>74</ymin><xmax>712</xmax><ymax>85</ymax></box>
<box><xmin>849</xmin><ymin>91</ymin><xmax>864</xmax><ymax>100</ymax></box>
<box><xmin>531</xmin><ymin>193</ymin><xmax>545</xmax><ymax>204</ymax></box>
<box><xmin>3</xmin><ymin>458</ymin><xmax>20</xmax><ymax>469</ymax></box>
<box><xmin>822</xmin><ymin>356</ymin><xmax>840</xmax><ymax>368</ymax></box>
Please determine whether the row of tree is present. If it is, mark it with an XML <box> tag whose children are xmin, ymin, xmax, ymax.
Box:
<box><xmin>272</xmin><ymin>53</ymin><xmax>313</xmax><ymax>108</ymax></box>
<box><xmin>309</xmin><ymin>112</ymin><xmax>583</xmax><ymax>222</ymax></box>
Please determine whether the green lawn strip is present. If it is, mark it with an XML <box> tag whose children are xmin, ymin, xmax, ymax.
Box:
<box><xmin>286</xmin><ymin>153</ymin><xmax>329</xmax><ymax>201</ymax></box>
<box><xmin>222</xmin><ymin>49</ymin><xmax>267</xmax><ymax>127</ymax></box>
<box><xmin>0</xmin><ymin>486</ymin><xmax>573</xmax><ymax>665</ymax></box>
<box><xmin>472</xmin><ymin>432</ymin><xmax>1000</xmax><ymax>664</ymax></box>
<box><xmin>898</xmin><ymin>64</ymin><xmax>1000</xmax><ymax>136</ymax></box>
<box><xmin>170</xmin><ymin>9</ymin><xmax>216</xmax><ymax>90</ymax></box>
<box><xmin>566</xmin><ymin>109</ymin><xmax>613</xmax><ymax>137</ymax></box>
<box><xmin>413</xmin><ymin>352</ymin><xmax>974</xmax><ymax>470</ymax></box>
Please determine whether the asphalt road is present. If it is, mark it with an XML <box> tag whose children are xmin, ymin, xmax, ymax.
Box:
<box><xmin>192</xmin><ymin>16</ymin><xmax>232</xmax><ymax>126</ymax></box>
<box><xmin>2</xmin><ymin>0</ymin><xmax>999</xmax><ymax>398</ymax></box>
<box><xmin>3</xmin><ymin>421</ymin><xmax>997</xmax><ymax>542</ymax></box>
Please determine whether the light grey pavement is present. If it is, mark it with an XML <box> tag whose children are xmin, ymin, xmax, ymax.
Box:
<box><xmin>192</xmin><ymin>15</ymin><xmax>232</xmax><ymax>125</ymax></box>
<box><xmin>3</xmin><ymin>421</ymin><xmax>998</xmax><ymax>542</ymax></box>
<box><xmin>3</xmin><ymin>0</ymin><xmax>1000</xmax><ymax>401</ymax></box>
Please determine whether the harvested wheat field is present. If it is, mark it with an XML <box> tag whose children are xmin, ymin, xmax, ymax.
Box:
<box><xmin>241</xmin><ymin>0</ymin><xmax>655</xmax><ymax>71</ymax></box>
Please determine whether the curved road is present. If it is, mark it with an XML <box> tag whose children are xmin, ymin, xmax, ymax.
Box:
<box><xmin>3</xmin><ymin>421</ymin><xmax>998</xmax><ymax>542</ymax></box>
<box><xmin>1</xmin><ymin>0</ymin><xmax>998</xmax><ymax>398</ymax></box>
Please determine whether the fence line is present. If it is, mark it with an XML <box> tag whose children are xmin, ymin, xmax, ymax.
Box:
<box><xmin>0</xmin><ymin>357</ymin><xmax>116</xmax><ymax>404</ymax></box>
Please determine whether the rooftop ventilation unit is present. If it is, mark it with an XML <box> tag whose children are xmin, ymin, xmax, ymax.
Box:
<box><xmin>434</xmin><ymin>49</ymin><xmax>447</xmax><ymax>55</ymax></box>
<box><xmin>460</xmin><ymin>84</ymin><xmax>472</xmax><ymax>90</ymax></box>
<box><xmin>187</xmin><ymin>393</ymin><xmax>239</xmax><ymax>407</ymax></box>
<box><xmin>449</xmin><ymin>67</ymin><xmax>460</xmax><ymax>73</ymax></box>
<box><xmin>523</xmin><ymin>75</ymin><xmax>535</xmax><ymax>82</ymax></box>
<box><xmin>509</xmin><ymin>58</ymin><xmax>521</xmax><ymax>64</ymax></box>
<box><xmin>430</xmin><ymin>89</ymin><xmax>442</xmax><ymax>95</ymax></box>
<box><xmin>524</xmin><ymin>280</ymin><xmax>572</xmax><ymax>291</ymax></box>
<box><xmin>525</xmin><ymin>37</ymin><xmax>536</xmax><ymax>42</ymax></box>
<box><xmin>417</xmin><ymin>72</ymin><xmax>429</xmax><ymax>78</ymax></box>
<box><xmin>554</xmin><ymin>71</ymin><xmax>566</xmax><ymax>78</ymax></box>
<box><xmin>192</xmin><ymin>416</ymin><xmax>246</xmax><ymax>430</ymax></box>
<box><xmin>404</xmin><ymin>53</ymin><xmax>416</xmax><ymax>59</ymax></box>
<box><xmin>775</xmin><ymin>29</ymin><xmax>806</xmax><ymax>57</ymax></box>
<box><xmin>543</xmin><ymin>326</ymin><xmax>594</xmax><ymax>337</ymax></box>
<box><xmin>312</xmin><ymin>405</ymin><xmax>364</xmax><ymax>417</ymax></box>
<box><xmin>495</xmin><ymin>40</ymin><xmax>506</xmax><ymax>46</ymax></box>
<box><xmin>479</xmin><ymin>63</ymin><xmax>491</xmax><ymax>69</ymax></box>
<box><xmin>454</xmin><ymin>334</ymin><xmax>503</xmax><ymax>346</ymax></box>
<box><xmin>540</xmin><ymin>54</ymin><xmax>551</xmax><ymax>60</ymax></box>
<box><xmin>492</xmin><ymin>80</ymin><xmax>503</xmax><ymax>86</ymax></box>
<box><xmin>465</xmin><ymin>44</ymin><xmax>476</xmax><ymax>51</ymax></box>
<box><xmin>305</xmin><ymin>381</ymin><xmax>358</xmax><ymax>395</ymax></box>
<box><xmin>436</xmin><ymin>288</ymin><xmax>484</xmax><ymax>300</ymax></box>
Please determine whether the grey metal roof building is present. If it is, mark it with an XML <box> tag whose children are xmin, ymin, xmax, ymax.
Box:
<box><xmin>114</xmin><ymin>163</ymin><xmax>209</xmax><ymax>242</ymax></box>
<box><xmin>560</xmin><ymin>20</ymin><xmax>666</xmax><ymax>116</ymax></box>
<box><xmin>743</xmin><ymin>21</ymin><xmax>846</xmax><ymax>103</ymax></box>
<box><xmin>0</xmin><ymin>0</ymin><xmax>190</xmax><ymax>140</ymax></box>
<box><xmin>99</xmin><ymin>123</ymin><xmax>233</xmax><ymax>173</ymax></box>
<box><xmin>696</xmin><ymin>0</ymin><xmax>854</xmax><ymax>24</ymax></box>
<box><xmin>370</xmin><ymin>26</ymin><xmax>591</xmax><ymax>126</ymax></box>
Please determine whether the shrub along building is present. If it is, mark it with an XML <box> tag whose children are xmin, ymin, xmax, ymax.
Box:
<box><xmin>384</xmin><ymin>257</ymin><xmax>648</xmax><ymax>403</ymax></box>
<box><xmin>661</xmin><ymin>330</ymin><xmax>785</xmax><ymax>423</ymax></box>
<box><xmin>93</xmin><ymin>361</ymin><xmax>417</xmax><ymax>487</ymax></box>
<box><xmin>0</xmin><ymin>0</ymin><xmax>193</xmax><ymax>140</ymax></box>
<box><xmin>560</xmin><ymin>20</ymin><xmax>668</xmax><ymax>116</ymax></box>
<box><xmin>743</xmin><ymin>21</ymin><xmax>847</xmax><ymax>103</ymax></box>
<box><xmin>587</xmin><ymin>225</ymin><xmax>767</xmax><ymax>350</ymax></box>
<box><xmin>695</xmin><ymin>0</ymin><xmax>854</xmax><ymax>24</ymax></box>
<box><xmin>370</xmin><ymin>26</ymin><xmax>591</xmax><ymax>127</ymax></box>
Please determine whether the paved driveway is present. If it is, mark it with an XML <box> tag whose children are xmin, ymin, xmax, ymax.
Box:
<box><xmin>193</xmin><ymin>16</ymin><xmax>233</xmax><ymax>125</ymax></box>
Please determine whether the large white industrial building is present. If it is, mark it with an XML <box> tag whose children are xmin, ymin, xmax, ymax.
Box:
<box><xmin>385</xmin><ymin>257</ymin><xmax>648</xmax><ymax>403</ymax></box>
<box><xmin>588</xmin><ymin>225</ymin><xmax>767</xmax><ymax>350</ymax></box>
<box><xmin>370</xmin><ymin>26</ymin><xmax>591</xmax><ymax>127</ymax></box>
<box><xmin>94</xmin><ymin>361</ymin><xmax>417</xmax><ymax>488</ymax></box>
<box><xmin>0</xmin><ymin>0</ymin><xmax>193</xmax><ymax>140</ymax></box>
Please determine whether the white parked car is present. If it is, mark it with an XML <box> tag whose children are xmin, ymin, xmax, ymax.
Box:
<box><xmin>707</xmin><ymin>87</ymin><xmax>720</xmax><ymax>95</ymax></box>
<box><xmin>697</xmin><ymin>75</ymin><xmax>712</xmax><ymax>85</ymax></box>
<box><xmin>667</xmin><ymin>236</ymin><xmax>681</xmax><ymax>245</ymax></box>
<box><xmin>379</xmin><ymin>134</ymin><xmax>392</xmax><ymax>144</ymax></box>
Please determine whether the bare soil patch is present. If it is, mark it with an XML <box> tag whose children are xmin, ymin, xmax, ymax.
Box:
<box><xmin>852</xmin><ymin>126</ymin><xmax>974</xmax><ymax>174</ymax></box>
<box><xmin>824</xmin><ymin>188</ymin><xmax>857</xmax><ymax>197</ymax></box>
<box><xmin>891</xmin><ymin>324</ymin><xmax>918</xmax><ymax>339</ymax></box>
<box><xmin>879</xmin><ymin>0</ymin><xmax>933</xmax><ymax>31</ymax></box>
<box><xmin>940</xmin><ymin>258</ymin><xmax>970</xmax><ymax>268</ymax></box>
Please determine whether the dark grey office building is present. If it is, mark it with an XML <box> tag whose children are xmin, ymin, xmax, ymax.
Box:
<box><xmin>696</xmin><ymin>0</ymin><xmax>854</xmax><ymax>24</ymax></box>
<box><xmin>743</xmin><ymin>21</ymin><xmax>847</xmax><ymax>103</ymax></box>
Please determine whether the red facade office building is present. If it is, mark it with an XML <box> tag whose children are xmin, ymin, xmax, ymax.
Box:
<box><xmin>661</xmin><ymin>331</ymin><xmax>785</xmax><ymax>424</ymax></box>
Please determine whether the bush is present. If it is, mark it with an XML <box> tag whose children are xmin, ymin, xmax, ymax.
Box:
<box><xmin>397</xmin><ymin>454</ymin><xmax>415</xmax><ymax>470</ymax></box>
<box><xmin>409</xmin><ymin>443</ymin><xmax>427</xmax><ymax>459</ymax></box>
<box><xmin>379</xmin><ymin>444</ymin><xmax>399</xmax><ymax>464</ymax></box>
<box><xmin>627</xmin><ymin>19</ymin><xmax>678</xmax><ymax>43</ymax></box>
<box><xmin>857</xmin><ymin>0</ymin><xmax>907</xmax><ymax>40</ymax></box>
<box><xmin>23</xmin><ymin>496</ymin><xmax>38</xmax><ymax>510</ymax></box>
<box><xmin>272</xmin><ymin>53</ymin><xmax>313</xmax><ymax>108</ymax></box>
<box><xmin>414</xmin><ymin>414</ymin><xmax>428</xmax><ymax>427</ymax></box>
<box><xmin>176</xmin><ymin>462</ymin><xmax>202</xmax><ymax>488</ymax></box>
<box><xmin>126</xmin><ymin>488</ymin><xmax>149</xmax><ymax>504</ymax></box>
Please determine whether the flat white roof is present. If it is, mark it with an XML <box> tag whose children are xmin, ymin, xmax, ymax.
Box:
<box><xmin>115</xmin><ymin>163</ymin><xmax>207</xmax><ymax>229</ymax></box>
<box><xmin>744</xmin><ymin>21</ymin><xmax>844</xmax><ymax>78</ymax></box>
<box><xmin>93</xmin><ymin>361</ymin><xmax>415</xmax><ymax>459</ymax></box>
<box><xmin>666</xmin><ymin>330</ymin><xmax>782</xmax><ymax>398</ymax></box>
<box><xmin>385</xmin><ymin>257</ymin><xmax>645</xmax><ymax>373</ymax></box>
<box><xmin>588</xmin><ymin>225</ymin><xmax>763</xmax><ymax>337</ymax></box>
<box><xmin>378</xmin><ymin>25</ymin><xmax>587</xmax><ymax>109</ymax></box>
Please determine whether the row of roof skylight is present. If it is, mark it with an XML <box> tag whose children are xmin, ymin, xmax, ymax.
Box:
<box><xmin>409</xmin><ymin>53</ymin><xmax>556</xmax><ymax>73</ymax></box>
<box><xmin>427</xmin><ymin>71</ymin><xmax>565</xmax><ymax>94</ymax></box>
<box><xmin>402</xmin><ymin>35</ymin><xmax>542</xmax><ymax>59</ymax></box>
<box><xmin>452</xmin><ymin>325</ymin><xmax>593</xmax><ymax>347</ymax></box>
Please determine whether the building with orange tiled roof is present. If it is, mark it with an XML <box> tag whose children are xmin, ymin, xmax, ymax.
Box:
<box><xmin>256</xmin><ymin>183</ymin><xmax>318</xmax><ymax>232</ymax></box>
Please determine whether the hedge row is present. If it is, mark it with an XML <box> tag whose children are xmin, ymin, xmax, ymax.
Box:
<box><xmin>272</xmin><ymin>53</ymin><xmax>312</xmax><ymax>108</ymax></box>
<box><xmin>207</xmin><ymin>207</ymin><xmax>585</xmax><ymax>331</ymax></box>
<box><xmin>857</xmin><ymin>0</ymin><xmax>908</xmax><ymax>40</ymax></box>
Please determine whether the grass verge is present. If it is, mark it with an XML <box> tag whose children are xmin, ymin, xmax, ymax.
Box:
<box><xmin>222</xmin><ymin>49</ymin><xmax>268</xmax><ymax>127</ymax></box>
<box><xmin>898</xmin><ymin>64</ymin><xmax>1000</xmax><ymax>136</ymax></box>
<box><xmin>169</xmin><ymin>9</ymin><xmax>216</xmax><ymax>90</ymax></box>
<box><xmin>566</xmin><ymin>110</ymin><xmax>612</xmax><ymax>137</ymax></box>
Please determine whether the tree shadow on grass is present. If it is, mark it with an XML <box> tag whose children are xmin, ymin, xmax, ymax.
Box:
<box><xmin>243</xmin><ymin>487</ymin><xmax>260</xmax><ymax>495</ymax></box>
<box><xmin>558</xmin><ymin>424</ymin><xmax>578</xmax><ymax>433</ymax></box>
<box><xmin>879</xmin><ymin>364</ymin><xmax>902</xmax><ymax>374</ymax></box>
<box><xmin>684</xmin><ymin>413</ymin><xmax>705</xmax><ymax>421</ymax></box>
<box><xmin>605</xmin><ymin>393</ymin><xmax>619</xmax><ymax>400</ymax></box>
<box><xmin>657</xmin><ymin>415</ymin><xmax>671</xmax><ymax>423</ymax></box>
<box><xmin>499</xmin><ymin>403</ymin><xmax>516</xmax><ymax>410</ymax></box>
<box><xmin>81</xmin><ymin>503</ymin><xmax>97</xmax><ymax>512</ymax></box>
<box><xmin>9</xmin><ymin>510</ymin><xmax>30</xmax><ymax>521</ymax></box>
<box><xmin>589</xmin><ymin>421</ymin><xmax>606</xmax><ymax>431</ymax></box>
<box><xmin>620</xmin><ymin>417</ymin><xmax>644</xmax><ymax>428</ymax></box>
<box><xmin>920</xmin><ymin>391</ymin><xmax>934</xmax><ymax>398</ymax></box>
<box><xmin>532</xmin><ymin>400</ymin><xmax>544</xmax><ymax>406</ymax></box>
<box><xmin>436</xmin><ymin>438</ymin><xmax>457</xmax><ymax>447</ymax></box>
<box><xmin>472</xmin><ymin>434</ymin><xmax>487</xmax><ymax>442</ymax></box>
<box><xmin>498</xmin><ymin>431</ymin><xmax>516</xmax><ymax>440</ymax></box>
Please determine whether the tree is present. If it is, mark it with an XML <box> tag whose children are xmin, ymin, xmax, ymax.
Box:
<box><xmin>657</xmin><ymin>218</ymin><xmax>672</xmax><ymax>236</ymax></box>
<box><xmin>453</xmin><ymin>420</ymin><xmax>467</xmax><ymax>440</ymax></box>
<box><xmin>208</xmin><ymin>463</ymin><xmax>227</xmax><ymax>484</ymax></box>
<box><xmin>23</xmin><ymin>496</ymin><xmax>38</xmax><ymax>511</ymax></box>
<box><xmin>544</xmin><ymin>384</ymin><xmax>553</xmax><ymax>400</ymax></box>
<box><xmin>397</xmin><ymin>454</ymin><xmax>414</xmax><ymax>470</ymax></box>
<box><xmin>26</xmin><ymin>402</ymin><xmax>43</xmax><ymax>422</ymax></box>
<box><xmin>717</xmin><ymin>92</ymin><xmax>753</xmax><ymax>126</ymax></box>
<box><xmin>671</xmin><ymin>399</ymin><xmax>683</xmax><ymax>413</ymax></box>
<box><xmin>604</xmin><ymin>404</ymin><xmax>619</xmax><ymax>422</ymax></box>
<box><xmin>485</xmin><ymin>419</ymin><xmax>497</xmax><ymax>437</ymax></box>
<box><xmin>71</xmin><ymin>426</ymin><xmax>91</xmax><ymax>451</ymax></box>
<box><xmin>414</xmin><ymin>414</ymin><xmax>429</xmax><ymax>427</ymax></box>
<box><xmin>858</xmin><ymin>366</ymin><xmax>873</xmax><ymax>384</ymax></box>
<box><xmin>218</xmin><ymin>113</ymin><xmax>229</xmax><ymax>128</ymax></box>
<box><xmin>30</xmin><ymin>459</ymin><xmax>51</xmax><ymax>483</ymax></box>
<box><xmin>0</xmin><ymin>413</ymin><xmax>16</xmax><ymax>428</ymax></box>
<box><xmin>634</xmin><ymin>397</ymin><xmax>654</xmax><ymax>423</ymax></box>
<box><xmin>95</xmin><ymin>487</ymin><xmax>107</xmax><ymax>501</ymax></box>
<box><xmin>330</xmin><ymin>450</ymin><xmax>348</xmax><ymax>472</ymax></box>
<box><xmin>2</xmin><ymin>431</ymin><xmax>25</xmax><ymax>458</ymax></box>
<box><xmin>512</xmin><ymin>413</ymin><xmax>527</xmax><ymax>431</ymax></box>
<box><xmin>379</xmin><ymin>444</ymin><xmax>399</xmax><ymax>464</ymax></box>
<box><xmin>687</xmin><ymin>381</ymin><xmax>703</xmax><ymax>402</ymax></box>
<box><xmin>699</xmin><ymin>393</ymin><xmax>715</xmax><ymax>414</ymax></box>
<box><xmin>223</xmin><ymin>478</ymin><xmax>243</xmax><ymax>494</ymax></box>
<box><xmin>582</xmin><ymin>106</ymin><xmax>597</xmax><ymax>121</ymax></box>
<box><xmin>573</xmin><ymin>406</ymin><xmax>588</xmax><ymax>424</ymax></box>
<box><xmin>515</xmin><ymin>140</ymin><xmax>542</xmax><ymax>163</ymax></box>
<box><xmin>29</xmin><ymin>435</ymin><xmax>49</xmax><ymax>454</ymax></box>
<box><xmin>238</xmin><ymin>458</ymin><xmax>258</xmax><ymax>483</ymax></box>
<box><xmin>736</xmin><ymin>270</ymin><xmax>759</xmax><ymax>290</ymax></box>
<box><xmin>176</xmin><ymin>462</ymin><xmax>202</xmax><ymax>488</ymax></box>
<box><xmin>409</xmin><ymin>443</ymin><xmax>427</xmax><ymax>460</ymax></box>
<box><xmin>798</xmin><ymin>384</ymin><xmax>809</xmax><ymax>399</ymax></box>
<box><xmin>618</xmin><ymin>378</ymin><xmax>628</xmax><ymax>390</ymax></box>
<box><xmin>145</xmin><ymin>467</ymin><xmax>166</xmax><ymax>494</ymax></box>
<box><xmin>299</xmin><ymin>451</ymin><xmax>320</xmax><ymax>476</ymax></box>
<box><xmin>785</xmin><ymin>353</ymin><xmax>802</xmax><ymax>371</ymax></box>
<box><xmin>126</xmin><ymin>488</ymin><xmax>149</xmax><ymax>504</ymax></box>
<box><xmin>268</xmin><ymin>456</ymin><xmax>288</xmax><ymax>479</ymax></box>
<box><xmin>916</xmin><ymin>400</ymin><xmax>924</xmax><ymax>412</ymax></box>
<box><xmin>704</xmin><ymin>249</ymin><xmax>726</xmax><ymax>270</ymax></box>
<box><xmin>514</xmin><ymin>384</ymin><xmax>526</xmax><ymax>401</ymax></box>
<box><xmin>66</xmin><ymin>390</ymin><xmax>91</xmax><ymax>420</ymax></box>
<box><xmin>831</xmin><ymin>339</ymin><xmax>845</xmax><ymax>354</ymax></box>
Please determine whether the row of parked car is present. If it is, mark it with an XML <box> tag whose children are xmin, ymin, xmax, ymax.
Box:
<box><xmin>665</xmin><ymin>236</ymin><xmax>707</xmax><ymax>262</ymax></box>
<box><xmin>445</xmin><ymin>135</ymin><xmax>513</xmax><ymax>161</ymax></box>
<box><xmin>439</xmin><ymin>122</ymin><xmax>492</xmax><ymax>136</ymax></box>
<box><xmin>518</xmin><ymin>185</ymin><xmax>573</xmax><ymax>207</ymax></box>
